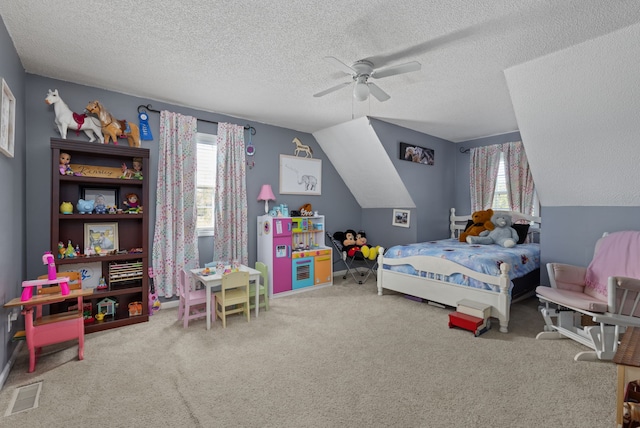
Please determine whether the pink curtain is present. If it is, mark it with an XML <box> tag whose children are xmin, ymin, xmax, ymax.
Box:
<box><xmin>503</xmin><ymin>141</ymin><xmax>536</xmax><ymax>215</ymax></box>
<box><xmin>152</xmin><ymin>111</ymin><xmax>199</xmax><ymax>297</ymax></box>
<box><xmin>214</xmin><ymin>123</ymin><xmax>248</xmax><ymax>265</ymax></box>
<box><xmin>469</xmin><ymin>145</ymin><xmax>501</xmax><ymax>211</ymax></box>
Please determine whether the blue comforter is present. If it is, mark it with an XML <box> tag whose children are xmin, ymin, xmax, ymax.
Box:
<box><xmin>383</xmin><ymin>239</ymin><xmax>540</xmax><ymax>292</ymax></box>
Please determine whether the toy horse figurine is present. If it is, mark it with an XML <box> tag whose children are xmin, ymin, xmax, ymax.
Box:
<box><xmin>85</xmin><ymin>100</ymin><xmax>141</xmax><ymax>147</ymax></box>
<box><xmin>292</xmin><ymin>137</ymin><xmax>313</xmax><ymax>158</ymax></box>
<box><xmin>45</xmin><ymin>90</ymin><xmax>104</xmax><ymax>143</ymax></box>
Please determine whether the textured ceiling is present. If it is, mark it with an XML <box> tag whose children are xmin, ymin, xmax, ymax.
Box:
<box><xmin>505</xmin><ymin>23</ymin><xmax>640</xmax><ymax>206</ymax></box>
<box><xmin>2</xmin><ymin>1</ymin><xmax>640</xmax><ymax>143</ymax></box>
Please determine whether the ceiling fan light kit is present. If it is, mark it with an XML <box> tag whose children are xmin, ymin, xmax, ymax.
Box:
<box><xmin>353</xmin><ymin>77</ymin><xmax>370</xmax><ymax>101</ymax></box>
<box><xmin>314</xmin><ymin>56</ymin><xmax>421</xmax><ymax>102</ymax></box>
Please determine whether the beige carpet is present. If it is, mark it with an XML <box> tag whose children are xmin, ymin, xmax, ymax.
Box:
<box><xmin>0</xmin><ymin>277</ymin><xmax>617</xmax><ymax>427</ymax></box>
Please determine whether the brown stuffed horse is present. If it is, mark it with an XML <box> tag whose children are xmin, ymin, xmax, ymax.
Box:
<box><xmin>85</xmin><ymin>100</ymin><xmax>141</xmax><ymax>147</ymax></box>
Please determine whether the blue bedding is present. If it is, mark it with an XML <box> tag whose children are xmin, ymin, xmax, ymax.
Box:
<box><xmin>382</xmin><ymin>239</ymin><xmax>540</xmax><ymax>292</ymax></box>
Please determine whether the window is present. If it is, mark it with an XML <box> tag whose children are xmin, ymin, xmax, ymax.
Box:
<box><xmin>492</xmin><ymin>153</ymin><xmax>509</xmax><ymax>211</ymax></box>
<box><xmin>491</xmin><ymin>152</ymin><xmax>539</xmax><ymax>216</ymax></box>
<box><xmin>196</xmin><ymin>133</ymin><xmax>216</xmax><ymax>237</ymax></box>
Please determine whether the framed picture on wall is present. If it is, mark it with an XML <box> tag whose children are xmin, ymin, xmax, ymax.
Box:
<box><xmin>0</xmin><ymin>78</ymin><xmax>16</xmax><ymax>158</ymax></box>
<box><xmin>392</xmin><ymin>209</ymin><xmax>410</xmax><ymax>228</ymax></box>
<box><xmin>399</xmin><ymin>142</ymin><xmax>434</xmax><ymax>166</ymax></box>
<box><xmin>279</xmin><ymin>154</ymin><xmax>322</xmax><ymax>195</ymax></box>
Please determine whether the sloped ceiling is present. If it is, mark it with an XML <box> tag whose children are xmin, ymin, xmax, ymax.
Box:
<box><xmin>2</xmin><ymin>2</ymin><xmax>640</xmax><ymax>142</ymax></box>
<box><xmin>313</xmin><ymin>117</ymin><xmax>415</xmax><ymax>209</ymax></box>
<box><xmin>505</xmin><ymin>23</ymin><xmax>640</xmax><ymax>207</ymax></box>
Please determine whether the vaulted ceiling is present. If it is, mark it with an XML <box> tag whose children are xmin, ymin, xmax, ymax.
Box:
<box><xmin>1</xmin><ymin>1</ymin><xmax>639</xmax><ymax>143</ymax></box>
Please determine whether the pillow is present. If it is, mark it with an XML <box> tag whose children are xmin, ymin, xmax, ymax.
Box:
<box><xmin>512</xmin><ymin>224</ymin><xmax>530</xmax><ymax>244</ymax></box>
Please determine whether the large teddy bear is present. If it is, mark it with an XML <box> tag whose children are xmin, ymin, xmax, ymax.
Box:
<box><xmin>459</xmin><ymin>209</ymin><xmax>495</xmax><ymax>242</ymax></box>
<box><xmin>466</xmin><ymin>212</ymin><xmax>520</xmax><ymax>248</ymax></box>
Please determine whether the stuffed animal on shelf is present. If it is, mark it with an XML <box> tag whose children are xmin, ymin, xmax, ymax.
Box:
<box><xmin>356</xmin><ymin>231</ymin><xmax>380</xmax><ymax>260</ymax></box>
<box><xmin>459</xmin><ymin>209</ymin><xmax>495</xmax><ymax>242</ymax></box>
<box><xmin>466</xmin><ymin>212</ymin><xmax>520</xmax><ymax>248</ymax></box>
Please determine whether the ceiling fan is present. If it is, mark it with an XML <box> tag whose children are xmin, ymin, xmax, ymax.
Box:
<box><xmin>313</xmin><ymin>56</ymin><xmax>421</xmax><ymax>102</ymax></box>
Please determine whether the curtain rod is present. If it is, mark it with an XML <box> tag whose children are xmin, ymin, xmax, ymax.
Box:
<box><xmin>137</xmin><ymin>104</ymin><xmax>256</xmax><ymax>135</ymax></box>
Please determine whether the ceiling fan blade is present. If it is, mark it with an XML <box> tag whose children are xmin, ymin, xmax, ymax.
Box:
<box><xmin>313</xmin><ymin>81</ymin><xmax>352</xmax><ymax>98</ymax></box>
<box><xmin>368</xmin><ymin>83</ymin><xmax>391</xmax><ymax>102</ymax></box>
<box><xmin>371</xmin><ymin>61</ymin><xmax>421</xmax><ymax>79</ymax></box>
<box><xmin>324</xmin><ymin>56</ymin><xmax>356</xmax><ymax>75</ymax></box>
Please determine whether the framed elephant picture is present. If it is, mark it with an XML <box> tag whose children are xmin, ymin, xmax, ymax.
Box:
<box><xmin>279</xmin><ymin>155</ymin><xmax>322</xmax><ymax>195</ymax></box>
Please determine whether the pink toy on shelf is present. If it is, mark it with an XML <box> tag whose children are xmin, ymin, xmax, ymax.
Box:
<box><xmin>20</xmin><ymin>252</ymin><xmax>70</xmax><ymax>301</ymax></box>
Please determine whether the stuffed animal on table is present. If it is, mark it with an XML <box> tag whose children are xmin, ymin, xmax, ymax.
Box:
<box><xmin>459</xmin><ymin>209</ymin><xmax>495</xmax><ymax>242</ymax></box>
<box><xmin>466</xmin><ymin>212</ymin><xmax>520</xmax><ymax>248</ymax></box>
<box><xmin>356</xmin><ymin>231</ymin><xmax>380</xmax><ymax>260</ymax></box>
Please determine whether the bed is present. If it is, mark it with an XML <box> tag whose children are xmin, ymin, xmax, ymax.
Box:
<box><xmin>376</xmin><ymin>208</ymin><xmax>541</xmax><ymax>333</ymax></box>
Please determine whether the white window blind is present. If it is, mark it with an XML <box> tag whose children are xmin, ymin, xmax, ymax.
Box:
<box><xmin>492</xmin><ymin>153</ymin><xmax>509</xmax><ymax>211</ymax></box>
<box><xmin>196</xmin><ymin>133</ymin><xmax>216</xmax><ymax>236</ymax></box>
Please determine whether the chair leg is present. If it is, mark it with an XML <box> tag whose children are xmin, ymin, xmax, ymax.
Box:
<box><xmin>177</xmin><ymin>297</ymin><xmax>184</xmax><ymax>321</ymax></box>
<box><xmin>78</xmin><ymin>319</ymin><xmax>84</xmax><ymax>361</ymax></box>
<box><xmin>183</xmin><ymin>301</ymin><xmax>190</xmax><ymax>328</ymax></box>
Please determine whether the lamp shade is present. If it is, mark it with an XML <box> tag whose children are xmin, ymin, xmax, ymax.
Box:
<box><xmin>257</xmin><ymin>184</ymin><xmax>276</xmax><ymax>213</ymax></box>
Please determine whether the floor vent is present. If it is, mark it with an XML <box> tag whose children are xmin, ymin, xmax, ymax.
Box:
<box><xmin>4</xmin><ymin>381</ymin><xmax>42</xmax><ymax>416</ymax></box>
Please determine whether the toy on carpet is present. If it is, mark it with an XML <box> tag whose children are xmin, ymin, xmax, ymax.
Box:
<box><xmin>356</xmin><ymin>231</ymin><xmax>380</xmax><ymax>260</ymax></box>
<box><xmin>148</xmin><ymin>267</ymin><xmax>161</xmax><ymax>314</ymax></box>
<box><xmin>466</xmin><ymin>211</ymin><xmax>520</xmax><ymax>248</ymax></box>
<box><xmin>85</xmin><ymin>100</ymin><xmax>141</xmax><ymax>147</ymax></box>
<box><xmin>459</xmin><ymin>209</ymin><xmax>495</xmax><ymax>242</ymax></box>
<box><xmin>45</xmin><ymin>89</ymin><xmax>104</xmax><ymax>143</ymax></box>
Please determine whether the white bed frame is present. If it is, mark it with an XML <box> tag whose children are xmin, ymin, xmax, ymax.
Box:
<box><xmin>376</xmin><ymin>208</ymin><xmax>541</xmax><ymax>333</ymax></box>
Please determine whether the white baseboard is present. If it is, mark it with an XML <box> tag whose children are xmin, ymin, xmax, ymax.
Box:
<box><xmin>159</xmin><ymin>300</ymin><xmax>179</xmax><ymax>309</ymax></box>
<box><xmin>0</xmin><ymin>342</ymin><xmax>23</xmax><ymax>391</ymax></box>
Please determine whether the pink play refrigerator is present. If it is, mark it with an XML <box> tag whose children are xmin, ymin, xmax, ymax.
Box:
<box><xmin>257</xmin><ymin>216</ymin><xmax>292</xmax><ymax>296</ymax></box>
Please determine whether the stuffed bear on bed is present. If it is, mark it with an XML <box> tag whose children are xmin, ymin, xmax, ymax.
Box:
<box><xmin>459</xmin><ymin>209</ymin><xmax>495</xmax><ymax>242</ymax></box>
<box><xmin>466</xmin><ymin>212</ymin><xmax>520</xmax><ymax>248</ymax></box>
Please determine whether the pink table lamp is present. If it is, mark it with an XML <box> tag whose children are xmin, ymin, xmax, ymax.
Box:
<box><xmin>257</xmin><ymin>184</ymin><xmax>276</xmax><ymax>213</ymax></box>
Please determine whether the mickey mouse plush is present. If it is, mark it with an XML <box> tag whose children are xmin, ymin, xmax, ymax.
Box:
<box><xmin>332</xmin><ymin>230</ymin><xmax>357</xmax><ymax>254</ymax></box>
<box><xmin>356</xmin><ymin>231</ymin><xmax>380</xmax><ymax>260</ymax></box>
<box><xmin>342</xmin><ymin>229</ymin><xmax>357</xmax><ymax>254</ymax></box>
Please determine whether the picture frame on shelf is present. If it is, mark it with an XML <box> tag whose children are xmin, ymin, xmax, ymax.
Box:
<box><xmin>392</xmin><ymin>209</ymin><xmax>410</xmax><ymax>228</ymax></box>
<box><xmin>84</xmin><ymin>222</ymin><xmax>119</xmax><ymax>255</ymax></box>
<box><xmin>81</xmin><ymin>187</ymin><xmax>118</xmax><ymax>213</ymax></box>
<box><xmin>0</xmin><ymin>78</ymin><xmax>16</xmax><ymax>158</ymax></box>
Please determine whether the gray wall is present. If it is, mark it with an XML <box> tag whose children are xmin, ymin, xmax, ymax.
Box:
<box><xmin>363</xmin><ymin>119</ymin><xmax>457</xmax><ymax>249</ymax></box>
<box><xmin>0</xmin><ymin>15</ymin><xmax>26</xmax><ymax>381</ymax></box>
<box><xmin>24</xmin><ymin>75</ymin><xmax>361</xmax><ymax>279</ymax></box>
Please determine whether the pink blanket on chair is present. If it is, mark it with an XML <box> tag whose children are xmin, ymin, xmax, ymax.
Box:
<box><xmin>585</xmin><ymin>231</ymin><xmax>640</xmax><ymax>296</ymax></box>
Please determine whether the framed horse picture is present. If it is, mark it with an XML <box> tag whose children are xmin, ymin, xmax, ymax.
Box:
<box><xmin>399</xmin><ymin>142</ymin><xmax>434</xmax><ymax>166</ymax></box>
<box><xmin>279</xmin><ymin>155</ymin><xmax>322</xmax><ymax>195</ymax></box>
